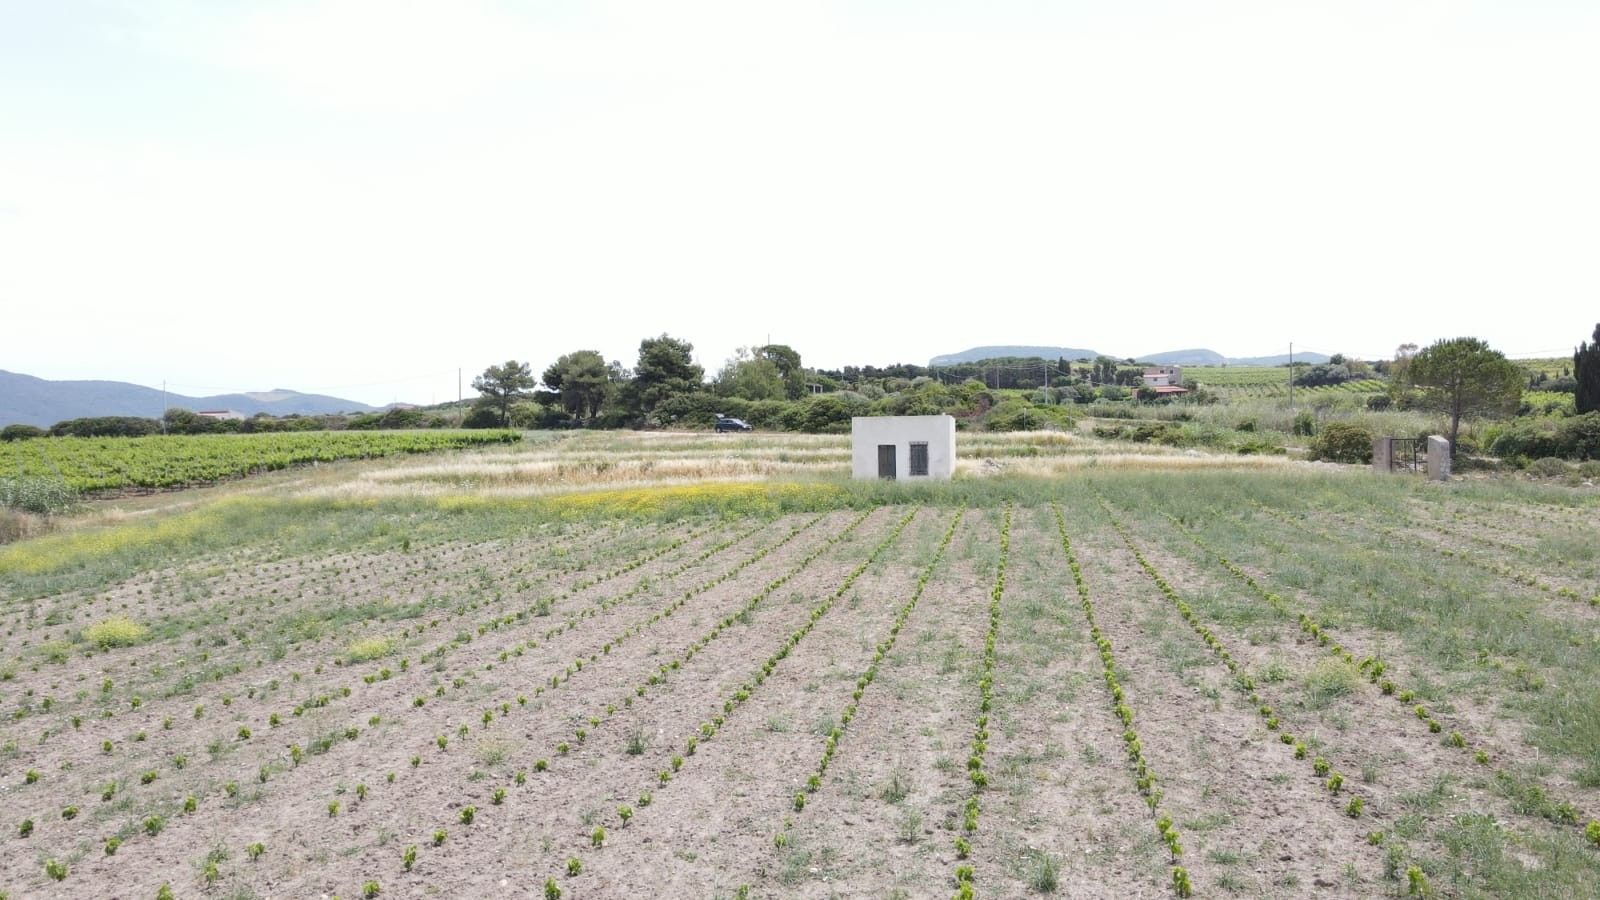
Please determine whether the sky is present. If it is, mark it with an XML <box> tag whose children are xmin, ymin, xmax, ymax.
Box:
<box><xmin>2</xmin><ymin>1</ymin><xmax>1597</xmax><ymax>407</ymax></box>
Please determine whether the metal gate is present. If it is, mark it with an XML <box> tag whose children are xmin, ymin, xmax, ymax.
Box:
<box><xmin>1389</xmin><ymin>438</ymin><xmax>1422</xmax><ymax>474</ymax></box>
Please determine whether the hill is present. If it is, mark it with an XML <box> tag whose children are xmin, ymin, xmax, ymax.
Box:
<box><xmin>929</xmin><ymin>345</ymin><xmax>1100</xmax><ymax>366</ymax></box>
<box><xmin>1228</xmin><ymin>352</ymin><xmax>1330</xmax><ymax>366</ymax></box>
<box><xmin>1134</xmin><ymin>348</ymin><xmax>1228</xmax><ymax>365</ymax></box>
<box><xmin>0</xmin><ymin>370</ymin><xmax>380</xmax><ymax>427</ymax></box>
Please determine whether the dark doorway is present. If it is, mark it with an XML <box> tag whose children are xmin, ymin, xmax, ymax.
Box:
<box><xmin>877</xmin><ymin>444</ymin><xmax>896</xmax><ymax>480</ymax></box>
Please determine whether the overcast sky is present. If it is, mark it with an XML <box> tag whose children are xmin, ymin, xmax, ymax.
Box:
<box><xmin>3</xmin><ymin>1</ymin><xmax>1596</xmax><ymax>406</ymax></box>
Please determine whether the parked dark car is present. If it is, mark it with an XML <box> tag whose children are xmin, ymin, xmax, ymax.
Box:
<box><xmin>714</xmin><ymin>415</ymin><xmax>752</xmax><ymax>433</ymax></box>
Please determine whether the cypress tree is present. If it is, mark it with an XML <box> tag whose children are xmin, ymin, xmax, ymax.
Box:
<box><xmin>1577</xmin><ymin>323</ymin><xmax>1600</xmax><ymax>415</ymax></box>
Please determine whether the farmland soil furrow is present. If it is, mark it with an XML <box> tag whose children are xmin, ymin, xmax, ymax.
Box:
<box><xmin>300</xmin><ymin>509</ymin><xmax>921</xmax><ymax>890</ymax></box>
<box><xmin>964</xmin><ymin>506</ymin><xmax>1165</xmax><ymax>899</ymax></box>
<box><xmin>1068</xmin><ymin>498</ymin><xmax>1383</xmax><ymax>896</ymax></box>
<box><xmin>371</xmin><ymin>507</ymin><xmax>921</xmax><ymax>898</ymax></box>
<box><xmin>0</xmin><ymin>517</ymin><xmax>792</xmax><ymax>894</ymax></box>
<box><xmin>747</xmin><ymin>511</ymin><xmax>993</xmax><ymax>897</ymax></box>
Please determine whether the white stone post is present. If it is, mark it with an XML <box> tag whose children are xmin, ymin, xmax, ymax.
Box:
<box><xmin>1372</xmin><ymin>437</ymin><xmax>1392</xmax><ymax>474</ymax></box>
<box><xmin>1426</xmin><ymin>435</ymin><xmax>1451</xmax><ymax>481</ymax></box>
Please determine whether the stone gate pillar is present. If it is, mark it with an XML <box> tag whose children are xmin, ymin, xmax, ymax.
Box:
<box><xmin>1372</xmin><ymin>437</ymin><xmax>1392</xmax><ymax>474</ymax></box>
<box><xmin>1426</xmin><ymin>435</ymin><xmax>1450</xmax><ymax>481</ymax></box>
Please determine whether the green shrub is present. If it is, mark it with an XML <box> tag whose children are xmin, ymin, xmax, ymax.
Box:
<box><xmin>1557</xmin><ymin>413</ymin><xmax>1600</xmax><ymax>460</ymax></box>
<box><xmin>0</xmin><ymin>424</ymin><xmax>45</xmax><ymax>442</ymax></box>
<box><xmin>0</xmin><ymin>477</ymin><xmax>76</xmax><ymax>515</ymax></box>
<box><xmin>83</xmin><ymin>616</ymin><xmax>148</xmax><ymax>648</ymax></box>
<box><xmin>344</xmin><ymin>637</ymin><xmax>392</xmax><ymax>662</ymax></box>
<box><xmin>1309</xmin><ymin>422</ymin><xmax>1373</xmax><ymax>464</ymax></box>
<box><xmin>1526</xmin><ymin>457</ymin><xmax>1571</xmax><ymax>478</ymax></box>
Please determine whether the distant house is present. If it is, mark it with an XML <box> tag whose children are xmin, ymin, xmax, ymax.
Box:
<box><xmin>1142</xmin><ymin>366</ymin><xmax>1183</xmax><ymax>387</ymax></box>
<box><xmin>1150</xmin><ymin>385</ymin><xmax>1190</xmax><ymax>397</ymax></box>
<box><xmin>195</xmin><ymin>410</ymin><xmax>244</xmax><ymax>421</ymax></box>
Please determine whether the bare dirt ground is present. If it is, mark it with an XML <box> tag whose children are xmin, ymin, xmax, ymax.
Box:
<box><xmin>6</xmin><ymin>481</ymin><xmax>1600</xmax><ymax>899</ymax></box>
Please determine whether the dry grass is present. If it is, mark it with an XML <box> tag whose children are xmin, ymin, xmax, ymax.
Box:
<box><xmin>288</xmin><ymin>428</ymin><xmax>1295</xmax><ymax>501</ymax></box>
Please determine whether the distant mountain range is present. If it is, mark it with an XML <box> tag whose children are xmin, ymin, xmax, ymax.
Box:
<box><xmin>929</xmin><ymin>346</ymin><xmax>1330</xmax><ymax>367</ymax></box>
<box><xmin>0</xmin><ymin>370</ymin><xmax>381</xmax><ymax>427</ymax></box>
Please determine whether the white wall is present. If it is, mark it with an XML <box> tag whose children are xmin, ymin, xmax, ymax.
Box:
<box><xmin>851</xmin><ymin>415</ymin><xmax>956</xmax><ymax>480</ymax></box>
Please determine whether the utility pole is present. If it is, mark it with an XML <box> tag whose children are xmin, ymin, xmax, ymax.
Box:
<box><xmin>1288</xmin><ymin>342</ymin><xmax>1294</xmax><ymax>409</ymax></box>
<box><xmin>160</xmin><ymin>380</ymin><xmax>168</xmax><ymax>435</ymax></box>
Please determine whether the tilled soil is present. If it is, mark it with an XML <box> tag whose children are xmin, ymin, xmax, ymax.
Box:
<box><xmin>6</xmin><ymin>500</ymin><xmax>1600</xmax><ymax>899</ymax></box>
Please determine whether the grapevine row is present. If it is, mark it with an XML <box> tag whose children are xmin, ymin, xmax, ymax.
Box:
<box><xmin>1096</xmin><ymin>497</ymin><xmax>1371</xmax><ymax>822</ymax></box>
<box><xmin>531</xmin><ymin>508</ymin><xmax>918</xmax><ymax>896</ymax></box>
<box><xmin>1051</xmin><ymin>502</ymin><xmax>1191</xmax><ymax>897</ymax></box>
<box><xmin>947</xmin><ymin>502</ymin><xmax>1009</xmax><ymax>900</ymax></box>
<box><xmin>768</xmin><ymin>508</ymin><xmax>965</xmax><ymax>861</ymax></box>
<box><xmin>1184</xmin><ymin>499</ymin><xmax>1600</xmax><ymax>845</ymax></box>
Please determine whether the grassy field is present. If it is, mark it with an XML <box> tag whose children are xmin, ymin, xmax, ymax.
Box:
<box><xmin>1</xmin><ymin>433</ymin><xmax>1598</xmax><ymax>898</ymax></box>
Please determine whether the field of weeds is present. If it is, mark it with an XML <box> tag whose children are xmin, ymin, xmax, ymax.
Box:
<box><xmin>2</xmin><ymin>433</ymin><xmax>1599</xmax><ymax>898</ymax></box>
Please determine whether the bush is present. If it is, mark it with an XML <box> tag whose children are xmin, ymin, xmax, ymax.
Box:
<box><xmin>0</xmin><ymin>477</ymin><xmax>77</xmax><ymax>516</ymax></box>
<box><xmin>1309</xmin><ymin>422</ymin><xmax>1373</xmax><ymax>464</ymax></box>
<box><xmin>1365</xmin><ymin>394</ymin><xmax>1393</xmax><ymax>411</ymax></box>
<box><xmin>0</xmin><ymin>424</ymin><xmax>45</xmax><ymax>441</ymax></box>
<box><xmin>1488</xmin><ymin>420</ymin><xmax>1561</xmax><ymax>461</ymax></box>
<box><xmin>984</xmin><ymin>400</ymin><xmax>1072</xmax><ymax>432</ymax></box>
<box><xmin>1526</xmin><ymin>457</ymin><xmax>1571</xmax><ymax>478</ymax></box>
<box><xmin>48</xmin><ymin>416</ymin><xmax>161</xmax><ymax>438</ymax></box>
<box><xmin>344</xmin><ymin>637</ymin><xmax>392</xmax><ymax>663</ymax></box>
<box><xmin>1294</xmin><ymin>364</ymin><xmax>1352</xmax><ymax>387</ymax></box>
<box><xmin>83</xmin><ymin>617</ymin><xmax>148</xmax><ymax>649</ymax></box>
<box><xmin>1556</xmin><ymin>413</ymin><xmax>1600</xmax><ymax>460</ymax></box>
<box><xmin>1292</xmin><ymin>411</ymin><xmax>1317</xmax><ymax>436</ymax></box>
<box><xmin>461</xmin><ymin>406</ymin><xmax>506</xmax><ymax>429</ymax></box>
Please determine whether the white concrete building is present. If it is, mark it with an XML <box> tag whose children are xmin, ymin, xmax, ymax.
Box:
<box><xmin>1142</xmin><ymin>366</ymin><xmax>1183</xmax><ymax>387</ymax></box>
<box><xmin>851</xmin><ymin>415</ymin><xmax>956</xmax><ymax>480</ymax></box>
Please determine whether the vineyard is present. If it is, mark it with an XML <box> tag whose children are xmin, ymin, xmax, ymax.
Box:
<box><xmin>2</xmin><ymin>458</ymin><xmax>1599</xmax><ymax>898</ymax></box>
<box><xmin>0</xmin><ymin>431</ymin><xmax>521</xmax><ymax>492</ymax></box>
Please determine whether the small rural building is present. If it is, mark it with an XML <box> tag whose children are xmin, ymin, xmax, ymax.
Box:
<box><xmin>1142</xmin><ymin>366</ymin><xmax>1183</xmax><ymax>387</ymax></box>
<box><xmin>851</xmin><ymin>414</ymin><xmax>955</xmax><ymax>480</ymax></box>
<box><xmin>195</xmin><ymin>409</ymin><xmax>244</xmax><ymax>421</ymax></box>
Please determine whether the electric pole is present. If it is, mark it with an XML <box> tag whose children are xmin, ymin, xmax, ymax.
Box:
<box><xmin>1288</xmin><ymin>342</ymin><xmax>1294</xmax><ymax>409</ymax></box>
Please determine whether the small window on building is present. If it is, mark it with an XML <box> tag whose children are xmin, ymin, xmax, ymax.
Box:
<box><xmin>909</xmin><ymin>442</ymin><xmax>929</xmax><ymax>476</ymax></box>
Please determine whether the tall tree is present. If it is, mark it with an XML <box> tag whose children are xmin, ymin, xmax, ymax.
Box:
<box><xmin>755</xmin><ymin>344</ymin><xmax>805</xmax><ymax>399</ymax></box>
<box><xmin>714</xmin><ymin>348</ymin><xmax>785</xmax><ymax>401</ymax></box>
<box><xmin>543</xmin><ymin>351</ymin><xmax>612</xmax><ymax>423</ymax></box>
<box><xmin>1576</xmin><ymin>323</ymin><xmax>1600</xmax><ymax>414</ymax></box>
<box><xmin>471</xmin><ymin>360</ymin><xmax>537</xmax><ymax>427</ymax></box>
<box><xmin>1405</xmin><ymin>337</ymin><xmax>1522</xmax><ymax>455</ymax></box>
<box><xmin>622</xmin><ymin>334</ymin><xmax>704</xmax><ymax>420</ymax></box>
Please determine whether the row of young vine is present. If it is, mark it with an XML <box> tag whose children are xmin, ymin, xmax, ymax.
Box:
<box><xmin>1050</xmin><ymin>502</ymin><xmax>1192</xmax><ymax>897</ymax></box>
<box><xmin>768</xmin><ymin>507</ymin><xmax>966</xmax><ymax>866</ymax></box>
<box><xmin>945</xmin><ymin>503</ymin><xmax>1009</xmax><ymax>900</ymax></box>
<box><xmin>1095</xmin><ymin>498</ymin><xmax>1372</xmax><ymax>825</ymax></box>
<box><xmin>547</xmin><ymin>509</ymin><xmax>920</xmax><ymax>897</ymax></box>
<box><xmin>1230</xmin><ymin>501</ymin><xmax>1600</xmax><ymax>849</ymax></box>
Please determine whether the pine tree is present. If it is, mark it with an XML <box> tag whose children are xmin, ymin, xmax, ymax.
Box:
<box><xmin>1577</xmin><ymin>324</ymin><xmax>1600</xmax><ymax>415</ymax></box>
